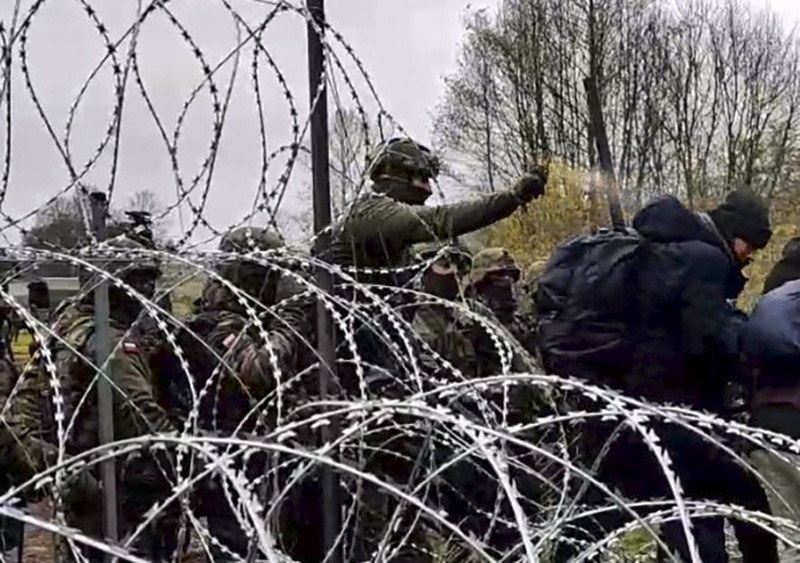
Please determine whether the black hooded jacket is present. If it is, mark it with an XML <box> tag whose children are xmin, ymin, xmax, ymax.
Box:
<box><xmin>625</xmin><ymin>195</ymin><xmax>746</xmax><ymax>411</ymax></box>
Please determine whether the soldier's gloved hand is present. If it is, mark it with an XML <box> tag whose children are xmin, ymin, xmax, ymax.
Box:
<box><xmin>513</xmin><ymin>164</ymin><xmax>548</xmax><ymax>203</ymax></box>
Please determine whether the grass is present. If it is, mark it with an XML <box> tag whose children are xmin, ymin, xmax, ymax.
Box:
<box><xmin>12</xmin><ymin>332</ymin><xmax>33</xmax><ymax>370</ymax></box>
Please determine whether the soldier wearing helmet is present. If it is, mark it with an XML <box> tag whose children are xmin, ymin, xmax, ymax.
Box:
<box><xmin>415</xmin><ymin>240</ymin><xmax>472</xmax><ymax>300</ymax></box>
<box><xmin>412</xmin><ymin>241</ymin><xmax>477</xmax><ymax>378</ymax></box>
<box><xmin>411</xmin><ymin>245</ymin><xmax>542</xmax><ymax>555</ymax></box>
<box><xmin>6</xmin><ymin>234</ymin><xmax>177</xmax><ymax>560</ymax></box>
<box><xmin>329</xmin><ymin>137</ymin><xmax>546</xmax><ymax>383</ymax></box>
<box><xmin>162</xmin><ymin>227</ymin><xmax>316</xmax><ymax>561</ymax></box>
<box><xmin>197</xmin><ymin>226</ymin><xmax>285</xmax><ymax>313</ymax></box>
<box><xmin>466</xmin><ymin>247</ymin><xmax>538</xmax><ymax>354</ymax></box>
<box><xmin>468</xmin><ymin>248</ymin><xmax>521</xmax><ymax>322</ymax></box>
<box><xmin>329</xmin><ymin>136</ymin><xmax>548</xmax><ymax>282</ymax></box>
<box><xmin>175</xmin><ymin>226</ymin><xmax>298</xmax><ymax>417</ymax></box>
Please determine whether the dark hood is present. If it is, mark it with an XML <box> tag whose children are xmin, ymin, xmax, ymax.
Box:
<box><xmin>633</xmin><ymin>196</ymin><xmax>723</xmax><ymax>249</ymax></box>
<box><xmin>633</xmin><ymin>195</ymin><xmax>746</xmax><ymax>297</ymax></box>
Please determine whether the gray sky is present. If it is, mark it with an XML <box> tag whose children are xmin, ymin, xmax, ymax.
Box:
<box><xmin>0</xmin><ymin>0</ymin><xmax>796</xmax><ymax>247</ymax></box>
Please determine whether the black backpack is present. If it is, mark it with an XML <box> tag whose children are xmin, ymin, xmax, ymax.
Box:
<box><xmin>535</xmin><ymin>227</ymin><xmax>646</xmax><ymax>385</ymax></box>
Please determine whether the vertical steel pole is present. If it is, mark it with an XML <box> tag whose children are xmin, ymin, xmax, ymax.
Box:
<box><xmin>89</xmin><ymin>191</ymin><xmax>118</xmax><ymax>555</ymax></box>
<box><xmin>306</xmin><ymin>1</ymin><xmax>341</xmax><ymax>561</ymax></box>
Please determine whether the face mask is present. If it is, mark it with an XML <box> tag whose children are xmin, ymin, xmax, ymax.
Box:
<box><xmin>237</xmin><ymin>263</ymin><xmax>279</xmax><ymax>306</ymax></box>
<box><xmin>378</xmin><ymin>178</ymin><xmax>431</xmax><ymax>205</ymax></box>
<box><xmin>478</xmin><ymin>271</ymin><xmax>519</xmax><ymax>316</ymax></box>
<box><xmin>424</xmin><ymin>271</ymin><xmax>460</xmax><ymax>300</ymax></box>
<box><xmin>481</xmin><ymin>284</ymin><xmax>515</xmax><ymax>312</ymax></box>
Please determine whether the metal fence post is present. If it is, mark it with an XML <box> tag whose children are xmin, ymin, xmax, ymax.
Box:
<box><xmin>88</xmin><ymin>191</ymin><xmax>119</xmax><ymax>555</ymax></box>
<box><xmin>306</xmin><ymin>1</ymin><xmax>341</xmax><ymax>561</ymax></box>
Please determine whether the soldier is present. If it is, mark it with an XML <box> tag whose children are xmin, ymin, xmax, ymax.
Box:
<box><xmin>410</xmin><ymin>245</ymin><xmax>546</xmax><ymax>557</ymax></box>
<box><xmin>331</xmin><ymin>137</ymin><xmax>547</xmax><ymax>279</ymax></box>
<box><xmin>23</xmin><ymin>278</ymin><xmax>50</xmax><ymax>357</ymax></box>
<box><xmin>6</xmin><ymin>234</ymin><xmax>177</xmax><ymax>561</ymax></box>
<box><xmin>0</xmin><ymin>262</ymin><xmax>24</xmax><ymax>553</ymax></box>
<box><xmin>465</xmin><ymin>247</ymin><xmax>537</xmax><ymax>371</ymax></box>
<box><xmin>158</xmin><ymin>227</ymin><xmax>314</xmax><ymax>561</ymax></box>
<box><xmin>330</xmin><ymin>137</ymin><xmax>547</xmax><ymax>374</ymax></box>
<box><xmin>469</xmin><ymin>248</ymin><xmax>520</xmax><ymax>325</ymax></box>
<box><xmin>411</xmin><ymin>241</ymin><xmax>475</xmax><ymax>378</ymax></box>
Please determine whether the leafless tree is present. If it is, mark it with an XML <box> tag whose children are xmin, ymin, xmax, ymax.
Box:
<box><xmin>434</xmin><ymin>0</ymin><xmax>800</xmax><ymax>208</ymax></box>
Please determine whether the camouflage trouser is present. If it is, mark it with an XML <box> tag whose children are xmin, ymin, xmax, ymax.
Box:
<box><xmin>199</xmin><ymin>453</ymin><xmax>329</xmax><ymax>562</ymax></box>
<box><xmin>345</xmin><ymin>412</ymin><xmax>438</xmax><ymax>563</ymax></box>
<box><xmin>58</xmin><ymin>453</ymin><xmax>179</xmax><ymax>562</ymax></box>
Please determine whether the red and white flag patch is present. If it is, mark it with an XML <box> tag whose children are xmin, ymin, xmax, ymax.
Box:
<box><xmin>122</xmin><ymin>342</ymin><xmax>139</xmax><ymax>354</ymax></box>
<box><xmin>222</xmin><ymin>334</ymin><xmax>236</xmax><ymax>349</ymax></box>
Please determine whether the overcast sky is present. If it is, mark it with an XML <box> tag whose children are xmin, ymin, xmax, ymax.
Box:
<box><xmin>0</xmin><ymin>0</ymin><xmax>796</xmax><ymax>247</ymax></box>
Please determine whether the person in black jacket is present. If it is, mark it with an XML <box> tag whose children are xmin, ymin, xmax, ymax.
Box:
<box><xmin>553</xmin><ymin>189</ymin><xmax>778</xmax><ymax>562</ymax></box>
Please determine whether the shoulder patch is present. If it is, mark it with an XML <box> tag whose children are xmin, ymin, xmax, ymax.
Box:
<box><xmin>222</xmin><ymin>333</ymin><xmax>236</xmax><ymax>349</ymax></box>
<box><xmin>122</xmin><ymin>342</ymin><xmax>140</xmax><ymax>354</ymax></box>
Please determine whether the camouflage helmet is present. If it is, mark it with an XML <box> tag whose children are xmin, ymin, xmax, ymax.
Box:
<box><xmin>97</xmin><ymin>234</ymin><xmax>160</xmax><ymax>275</ymax></box>
<box><xmin>217</xmin><ymin>227</ymin><xmax>284</xmax><ymax>305</ymax></box>
<box><xmin>219</xmin><ymin>227</ymin><xmax>283</xmax><ymax>254</ymax></box>
<box><xmin>367</xmin><ymin>137</ymin><xmax>440</xmax><ymax>183</ymax></box>
<box><xmin>414</xmin><ymin>240</ymin><xmax>472</xmax><ymax>273</ymax></box>
<box><xmin>469</xmin><ymin>247</ymin><xmax>520</xmax><ymax>286</ymax></box>
<box><xmin>78</xmin><ymin>234</ymin><xmax>161</xmax><ymax>296</ymax></box>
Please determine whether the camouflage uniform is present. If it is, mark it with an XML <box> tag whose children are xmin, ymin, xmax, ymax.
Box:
<box><xmin>0</xmin><ymin>279</ymin><xmax>23</xmax><ymax>553</ymax></box>
<box><xmin>7</xmin><ymin>235</ymin><xmax>176</xmax><ymax>561</ymax></box>
<box><xmin>411</xmin><ymin>242</ymin><xmax>476</xmax><ymax>378</ymax></box>
<box><xmin>330</xmin><ymin>138</ymin><xmax>548</xmax><ymax>279</ymax></box>
<box><xmin>156</xmin><ymin>227</ymin><xmax>314</xmax><ymax>561</ymax></box>
<box><xmin>468</xmin><ymin>247</ymin><xmax>537</xmax><ymax>357</ymax></box>
<box><xmin>330</xmin><ymin>138</ymin><xmax>546</xmax><ymax>377</ymax></box>
<box><xmin>325</xmin><ymin>137</ymin><xmax>543</xmax><ymax>560</ymax></box>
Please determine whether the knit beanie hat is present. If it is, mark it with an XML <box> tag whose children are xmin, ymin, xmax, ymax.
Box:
<box><xmin>708</xmin><ymin>188</ymin><xmax>772</xmax><ymax>250</ymax></box>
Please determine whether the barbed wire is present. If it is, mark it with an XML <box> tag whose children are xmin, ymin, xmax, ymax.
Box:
<box><xmin>0</xmin><ymin>1</ymin><xmax>794</xmax><ymax>562</ymax></box>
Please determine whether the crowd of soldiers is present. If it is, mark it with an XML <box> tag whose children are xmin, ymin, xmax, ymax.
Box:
<box><xmin>0</xmin><ymin>136</ymin><xmax>795</xmax><ymax>562</ymax></box>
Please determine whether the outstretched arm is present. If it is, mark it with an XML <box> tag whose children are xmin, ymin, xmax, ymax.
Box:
<box><xmin>349</xmin><ymin>171</ymin><xmax>547</xmax><ymax>248</ymax></box>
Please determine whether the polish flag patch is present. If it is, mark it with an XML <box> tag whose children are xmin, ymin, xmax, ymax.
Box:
<box><xmin>222</xmin><ymin>334</ymin><xmax>236</xmax><ymax>349</ymax></box>
<box><xmin>122</xmin><ymin>342</ymin><xmax>139</xmax><ymax>354</ymax></box>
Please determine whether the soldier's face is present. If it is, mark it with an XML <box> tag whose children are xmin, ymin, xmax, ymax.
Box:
<box><xmin>424</xmin><ymin>260</ymin><xmax>460</xmax><ymax>299</ymax></box>
<box><xmin>486</xmin><ymin>268</ymin><xmax>520</xmax><ymax>288</ymax></box>
<box><xmin>126</xmin><ymin>269</ymin><xmax>159</xmax><ymax>300</ymax></box>
<box><xmin>404</xmin><ymin>175</ymin><xmax>432</xmax><ymax>205</ymax></box>
<box><xmin>410</xmin><ymin>176</ymin><xmax>432</xmax><ymax>195</ymax></box>
<box><xmin>239</xmin><ymin>263</ymin><xmax>279</xmax><ymax>305</ymax></box>
<box><xmin>478</xmin><ymin>269</ymin><xmax>520</xmax><ymax>312</ymax></box>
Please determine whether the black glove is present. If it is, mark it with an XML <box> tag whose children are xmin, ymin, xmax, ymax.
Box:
<box><xmin>513</xmin><ymin>165</ymin><xmax>548</xmax><ymax>203</ymax></box>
